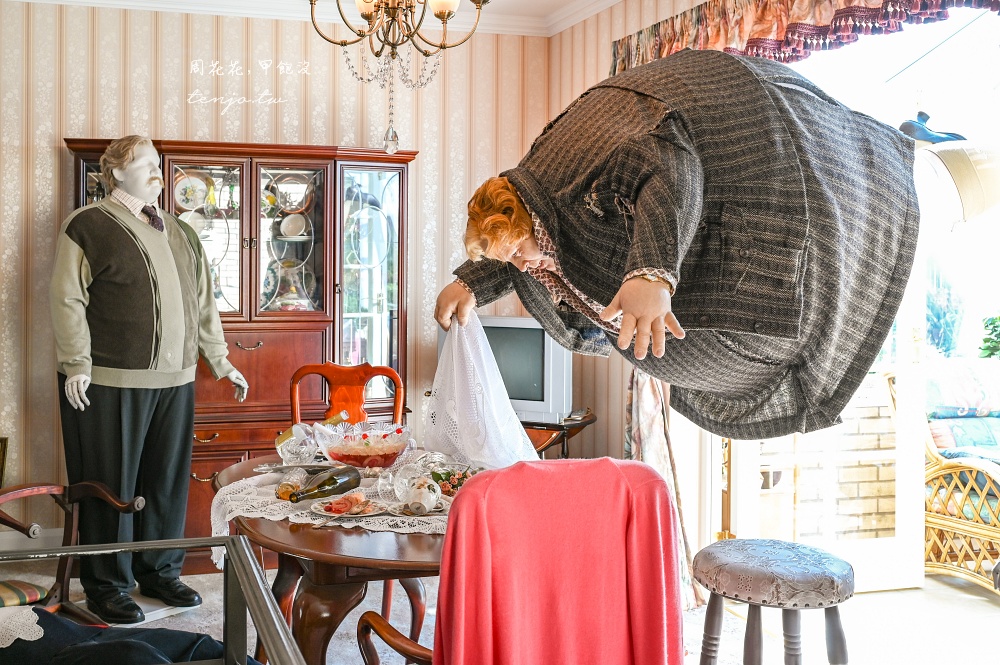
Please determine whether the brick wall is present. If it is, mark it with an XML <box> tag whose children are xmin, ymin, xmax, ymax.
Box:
<box><xmin>759</xmin><ymin>372</ymin><xmax>898</xmax><ymax>541</ymax></box>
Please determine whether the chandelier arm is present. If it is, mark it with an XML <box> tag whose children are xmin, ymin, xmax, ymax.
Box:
<box><xmin>309</xmin><ymin>0</ymin><xmax>368</xmax><ymax>47</ymax></box>
<box><xmin>410</xmin><ymin>6</ymin><xmax>482</xmax><ymax>51</ymax></box>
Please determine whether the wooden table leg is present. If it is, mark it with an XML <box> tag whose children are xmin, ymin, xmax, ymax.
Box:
<box><xmin>255</xmin><ymin>552</ymin><xmax>303</xmax><ymax>664</ymax></box>
<box><xmin>292</xmin><ymin>575</ymin><xmax>369</xmax><ymax>665</ymax></box>
<box><xmin>399</xmin><ymin>576</ymin><xmax>426</xmax><ymax>660</ymax></box>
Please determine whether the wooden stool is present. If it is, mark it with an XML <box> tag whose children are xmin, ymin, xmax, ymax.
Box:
<box><xmin>692</xmin><ymin>538</ymin><xmax>855</xmax><ymax>665</ymax></box>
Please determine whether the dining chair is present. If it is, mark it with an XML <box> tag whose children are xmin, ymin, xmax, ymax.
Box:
<box><xmin>288</xmin><ymin>363</ymin><xmax>422</xmax><ymax>649</ymax></box>
<box><xmin>290</xmin><ymin>361</ymin><xmax>404</xmax><ymax>425</ymax></box>
<box><xmin>357</xmin><ymin>457</ymin><xmax>686</xmax><ymax>665</ymax></box>
<box><xmin>0</xmin><ymin>480</ymin><xmax>144</xmax><ymax>624</ymax></box>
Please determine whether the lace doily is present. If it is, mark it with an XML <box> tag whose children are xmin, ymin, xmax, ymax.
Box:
<box><xmin>210</xmin><ymin>462</ymin><xmax>448</xmax><ymax>569</ymax></box>
<box><xmin>0</xmin><ymin>607</ymin><xmax>44</xmax><ymax>648</ymax></box>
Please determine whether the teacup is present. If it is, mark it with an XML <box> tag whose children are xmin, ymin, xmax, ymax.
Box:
<box><xmin>405</xmin><ymin>477</ymin><xmax>441</xmax><ymax>515</ymax></box>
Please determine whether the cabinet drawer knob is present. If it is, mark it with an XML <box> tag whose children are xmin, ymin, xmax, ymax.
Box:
<box><xmin>193</xmin><ymin>433</ymin><xmax>220</xmax><ymax>443</ymax></box>
<box><xmin>191</xmin><ymin>471</ymin><xmax>220</xmax><ymax>483</ymax></box>
<box><xmin>235</xmin><ymin>341</ymin><xmax>264</xmax><ymax>351</ymax></box>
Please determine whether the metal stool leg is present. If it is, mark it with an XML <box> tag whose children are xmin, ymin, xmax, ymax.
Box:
<box><xmin>824</xmin><ymin>605</ymin><xmax>848</xmax><ymax>664</ymax></box>
<box><xmin>744</xmin><ymin>604</ymin><xmax>763</xmax><ymax>665</ymax></box>
<box><xmin>782</xmin><ymin>608</ymin><xmax>802</xmax><ymax>665</ymax></box>
<box><xmin>699</xmin><ymin>593</ymin><xmax>724</xmax><ymax>665</ymax></box>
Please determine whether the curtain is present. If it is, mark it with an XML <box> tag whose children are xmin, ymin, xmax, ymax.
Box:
<box><xmin>610</xmin><ymin>0</ymin><xmax>1000</xmax><ymax>75</ymax></box>
<box><xmin>624</xmin><ymin>369</ymin><xmax>706</xmax><ymax>609</ymax></box>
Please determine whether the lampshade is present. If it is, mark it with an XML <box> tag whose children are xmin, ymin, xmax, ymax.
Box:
<box><xmin>428</xmin><ymin>0</ymin><xmax>462</xmax><ymax>16</ymax></box>
<box><xmin>923</xmin><ymin>142</ymin><xmax>1000</xmax><ymax>222</ymax></box>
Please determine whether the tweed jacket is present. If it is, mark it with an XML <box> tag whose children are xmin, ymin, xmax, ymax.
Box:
<box><xmin>454</xmin><ymin>49</ymin><xmax>918</xmax><ymax>439</ymax></box>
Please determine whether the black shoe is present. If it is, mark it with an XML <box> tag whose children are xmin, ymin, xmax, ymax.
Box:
<box><xmin>86</xmin><ymin>592</ymin><xmax>145</xmax><ymax>624</ymax></box>
<box><xmin>139</xmin><ymin>578</ymin><xmax>202</xmax><ymax>607</ymax></box>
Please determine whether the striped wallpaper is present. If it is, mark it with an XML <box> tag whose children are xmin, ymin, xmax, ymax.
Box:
<box><xmin>0</xmin><ymin>0</ymin><xmax>705</xmax><ymax>528</ymax></box>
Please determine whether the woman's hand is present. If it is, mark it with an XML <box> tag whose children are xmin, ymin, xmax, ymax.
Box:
<box><xmin>435</xmin><ymin>281</ymin><xmax>477</xmax><ymax>330</ymax></box>
<box><xmin>599</xmin><ymin>277</ymin><xmax>685</xmax><ymax>360</ymax></box>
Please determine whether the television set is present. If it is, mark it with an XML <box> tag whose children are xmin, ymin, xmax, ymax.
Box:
<box><xmin>437</xmin><ymin>315</ymin><xmax>574</xmax><ymax>424</ymax></box>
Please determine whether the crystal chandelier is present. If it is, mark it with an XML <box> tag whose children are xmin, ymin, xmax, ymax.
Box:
<box><xmin>309</xmin><ymin>0</ymin><xmax>490</xmax><ymax>154</ymax></box>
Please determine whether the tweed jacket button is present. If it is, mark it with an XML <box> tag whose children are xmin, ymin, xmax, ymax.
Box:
<box><xmin>753</xmin><ymin>322</ymin><xmax>764</xmax><ymax>332</ymax></box>
<box><xmin>739</xmin><ymin>248</ymin><xmax>751</xmax><ymax>258</ymax></box>
<box><xmin>699</xmin><ymin>315</ymin><xmax>710</xmax><ymax>326</ymax></box>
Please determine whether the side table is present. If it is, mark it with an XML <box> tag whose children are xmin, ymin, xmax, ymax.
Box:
<box><xmin>522</xmin><ymin>409</ymin><xmax>597</xmax><ymax>458</ymax></box>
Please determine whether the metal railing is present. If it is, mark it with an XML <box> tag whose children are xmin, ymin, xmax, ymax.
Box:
<box><xmin>0</xmin><ymin>535</ymin><xmax>306</xmax><ymax>665</ymax></box>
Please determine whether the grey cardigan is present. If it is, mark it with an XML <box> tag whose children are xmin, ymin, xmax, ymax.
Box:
<box><xmin>455</xmin><ymin>49</ymin><xmax>918</xmax><ymax>439</ymax></box>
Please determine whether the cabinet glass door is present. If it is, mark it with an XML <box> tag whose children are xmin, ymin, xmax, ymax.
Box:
<box><xmin>341</xmin><ymin>168</ymin><xmax>402</xmax><ymax>399</ymax></box>
<box><xmin>82</xmin><ymin>160</ymin><xmax>107</xmax><ymax>204</ymax></box>
<box><xmin>259</xmin><ymin>166</ymin><xmax>326</xmax><ymax>315</ymax></box>
<box><xmin>169</xmin><ymin>163</ymin><xmax>243</xmax><ymax>314</ymax></box>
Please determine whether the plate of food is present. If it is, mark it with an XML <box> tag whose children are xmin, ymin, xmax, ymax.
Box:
<box><xmin>388</xmin><ymin>502</ymin><xmax>449</xmax><ymax>518</ymax></box>
<box><xmin>310</xmin><ymin>493</ymin><xmax>388</xmax><ymax>518</ymax></box>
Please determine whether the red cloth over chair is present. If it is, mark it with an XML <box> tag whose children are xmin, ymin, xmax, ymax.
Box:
<box><xmin>359</xmin><ymin>457</ymin><xmax>685</xmax><ymax>665</ymax></box>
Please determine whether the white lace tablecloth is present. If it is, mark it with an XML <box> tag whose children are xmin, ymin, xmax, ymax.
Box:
<box><xmin>210</xmin><ymin>472</ymin><xmax>448</xmax><ymax>568</ymax></box>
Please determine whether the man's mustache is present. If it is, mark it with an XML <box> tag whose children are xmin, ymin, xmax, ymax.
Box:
<box><xmin>148</xmin><ymin>176</ymin><xmax>165</xmax><ymax>187</ymax></box>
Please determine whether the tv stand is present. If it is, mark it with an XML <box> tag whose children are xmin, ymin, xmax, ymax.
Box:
<box><xmin>521</xmin><ymin>408</ymin><xmax>597</xmax><ymax>459</ymax></box>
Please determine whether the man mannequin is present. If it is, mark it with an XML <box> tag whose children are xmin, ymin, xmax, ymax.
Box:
<box><xmin>50</xmin><ymin>135</ymin><xmax>249</xmax><ymax>624</ymax></box>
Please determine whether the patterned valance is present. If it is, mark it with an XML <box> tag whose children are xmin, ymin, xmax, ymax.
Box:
<box><xmin>610</xmin><ymin>0</ymin><xmax>1000</xmax><ymax>75</ymax></box>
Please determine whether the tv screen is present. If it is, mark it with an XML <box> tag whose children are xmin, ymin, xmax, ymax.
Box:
<box><xmin>481</xmin><ymin>326</ymin><xmax>545</xmax><ymax>402</ymax></box>
<box><xmin>436</xmin><ymin>314</ymin><xmax>573</xmax><ymax>424</ymax></box>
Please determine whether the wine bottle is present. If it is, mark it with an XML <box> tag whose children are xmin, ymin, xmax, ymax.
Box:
<box><xmin>321</xmin><ymin>409</ymin><xmax>351</xmax><ymax>428</ymax></box>
<box><xmin>288</xmin><ymin>464</ymin><xmax>361</xmax><ymax>503</ymax></box>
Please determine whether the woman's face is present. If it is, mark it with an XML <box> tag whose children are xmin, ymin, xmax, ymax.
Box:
<box><xmin>499</xmin><ymin>231</ymin><xmax>554</xmax><ymax>272</ymax></box>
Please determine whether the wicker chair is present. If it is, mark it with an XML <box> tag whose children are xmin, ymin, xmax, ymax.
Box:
<box><xmin>886</xmin><ymin>371</ymin><xmax>1000</xmax><ymax>596</ymax></box>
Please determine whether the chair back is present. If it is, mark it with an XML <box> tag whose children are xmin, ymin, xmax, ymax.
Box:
<box><xmin>432</xmin><ymin>457</ymin><xmax>684</xmax><ymax>665</ymax></box>
<box><xmin>290</xmin><ymin>362</ymin><xmax>404</xmax><ymax>424</ymax></box>
<box><xmin>0</xmin><ymin>481</ymin><xmax>142</xmax><ymax>619</ymax></box>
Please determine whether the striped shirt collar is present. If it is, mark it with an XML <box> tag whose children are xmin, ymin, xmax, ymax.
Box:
<box><xmin>109</xmin><ymin>187</ymin><xmax>156</xmax><ymax>222</ymax></box>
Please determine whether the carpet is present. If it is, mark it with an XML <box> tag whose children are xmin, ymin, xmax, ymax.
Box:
<box><xmin>1</xmin><ymin>559</ymin><xmax>768</xmax><ymax>663</ymax></box>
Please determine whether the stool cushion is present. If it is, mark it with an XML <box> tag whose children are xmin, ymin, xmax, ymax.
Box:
<box><xmin>692</xmin><ymin>539</ymin><xmax>854</xmax><ymax>607</ymax></box>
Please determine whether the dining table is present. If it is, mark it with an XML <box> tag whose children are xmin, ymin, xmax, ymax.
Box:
<box><xmin>214</xmin><ymin>455</ymin><xmax>444</xmax><ymax>665</ymax></box>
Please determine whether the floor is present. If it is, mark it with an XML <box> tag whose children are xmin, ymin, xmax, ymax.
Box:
<box><xmin>2</xmin><ymin>557</ymin><xmax>997</xmax><ymax>664</ymax></box>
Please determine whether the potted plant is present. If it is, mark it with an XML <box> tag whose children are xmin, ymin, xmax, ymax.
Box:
<box><xmin>979</xmin><ymin>315</ymin><xmax>1000</xmax><ymax>358</ymax></box>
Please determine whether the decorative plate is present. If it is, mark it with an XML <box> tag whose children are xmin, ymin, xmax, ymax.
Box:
<box><xmin>310</xmin><ymin>499</ymin><xmax>389</xmax><ymax>518</ymax></box>
<box><xmin>260</xmin><ymin>259</ymin><xmax>319</xmax><ymax>311</ymax></box>
<box><xmin>179</xmin><ymin>210</ymin><xmax>207</xmax><ymax>235</ymax></box>
<box><xmin>173</xmin><ymin>172</ymin><xmax>209</xmax><ymax>211</ymax></box>
<box><xmin>279</xmin><ymin>213</ymin><xmax>308</xmax><ymax>237</ymax></box>
<box><xmin>272</xmin><ymin>172</ymin><xmax>316</xmax><ymax>214</ymax></box>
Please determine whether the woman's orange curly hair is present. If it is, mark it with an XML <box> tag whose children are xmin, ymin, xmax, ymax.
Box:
<box><xmin>465</xmin><ymin>177</ymin><xmax>532</xmax><ymax>262</ymax></box>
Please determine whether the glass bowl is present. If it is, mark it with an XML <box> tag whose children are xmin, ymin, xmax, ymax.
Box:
<box><xmin>315</xmin><ymin>422</ymin><xmax>411</xmax><ymax>469</ymax></box>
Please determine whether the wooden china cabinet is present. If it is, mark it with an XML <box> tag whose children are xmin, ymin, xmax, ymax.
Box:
<box><xmin>65</xmin><ymin>139</ymin><xmax>415</xmax><ymax>572</ymax></box>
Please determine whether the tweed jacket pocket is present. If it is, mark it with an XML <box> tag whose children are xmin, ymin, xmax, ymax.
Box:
<box><xmin>721</xmin><ymin>207</ymin><xmax>806</xmax><ymax>301</ymax></box>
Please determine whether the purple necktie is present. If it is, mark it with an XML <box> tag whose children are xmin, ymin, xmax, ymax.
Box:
<box><xmin>141</xmin><ymin>204</ymin><xmax>165</xmax><ymax>232</ymax></box>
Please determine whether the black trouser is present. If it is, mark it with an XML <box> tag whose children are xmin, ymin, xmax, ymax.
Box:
<box><xmin>58</xmin><ymin>375</ymin><xmax>195</xmax><ymax>600</ymax></box>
